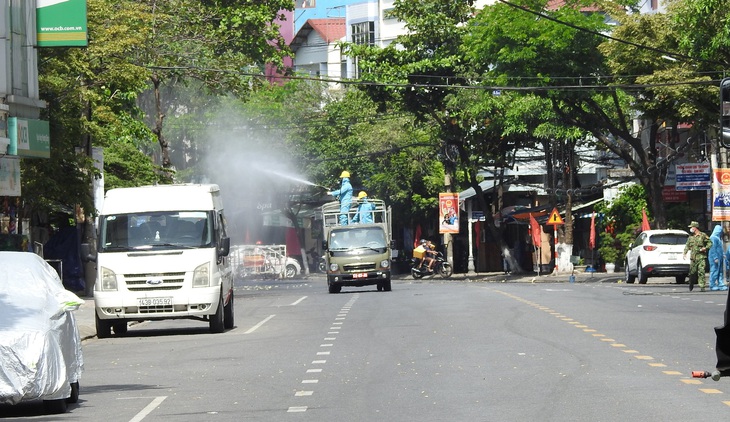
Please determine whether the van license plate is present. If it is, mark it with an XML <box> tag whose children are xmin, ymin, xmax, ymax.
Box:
<box><xmin>353</xmin><ymin>273</ymin><xmax>367</xmax><ymax>279</ymax></box>
<box><xmin>139</xmin><ymin>297</ymin><xmax>172</xmax><ymax>306</ymax></box>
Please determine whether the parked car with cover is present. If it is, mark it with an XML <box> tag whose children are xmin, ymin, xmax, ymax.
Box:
<box><xmin>624</xmin><ymin>229</ymin><xmax>690</xmax><ymax>284</ymax></box>
<box><xmin>0</xmin><ymin>252</ymin><xmax>84</xmax><ymax>414</ymax></box>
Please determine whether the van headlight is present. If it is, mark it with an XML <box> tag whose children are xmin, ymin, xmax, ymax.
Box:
<box><xmin>329</xmin><ymin>263</ymin><xmax>339</xmax><ymax>272</ymax></box>
<box><xmin>100</xmin><ymin>267</ymin><xmax>118</xmax><ymax>291</ymax></box>
<box><xmin>381</xmin><ymin>259</ymin><xmax>390</xmax><ymax>268</ymax></box>
<box><xmin>193</xmin><ymin>262</ymin><xmax>210</xmax><ymax>287</ymax></box>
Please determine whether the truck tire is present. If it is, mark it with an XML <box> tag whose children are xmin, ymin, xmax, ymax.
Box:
<box><xmin>209</xmin><ymin>296</ymin><xmax>225</xmax><ymax>333</ymax></box>
<box><xmin>378</xmin><ymin>279</ymin><xmax>391</xmax><ymax>292</ymax></box>
<box><xmin>95</xmin><ymin>313</ymin><xmax>112</xmax><ymax>339</ymax></box>
<box><xmin>224</xmin><ymin>293</ymin><xmax>234</xmax><ymax>329</ymax></box>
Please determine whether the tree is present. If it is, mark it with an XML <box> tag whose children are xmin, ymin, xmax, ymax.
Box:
<box><xmin>343</xmin><ymin>0</ymin><xmax>536</xmax><ymax>265</ymax></box>
<box><xmin>464</xmin><ymin>0</ymin><xmax>706</xmax><ymax>231</ymax></box>
<box><xmin>30</xmin><ymin>0</ymin><xmax>163</xmax><ymax>225</ymax></box>
<box><xmin>117</xmin><ymin>0</ymin><xmax>293</xmax><ymax>172</ymax></box>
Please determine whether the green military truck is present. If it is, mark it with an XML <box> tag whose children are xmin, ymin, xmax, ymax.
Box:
<box><xmin>321</xmin><ymin>199</ymin><xmax>393</xmax><ymax>293</ymax></box>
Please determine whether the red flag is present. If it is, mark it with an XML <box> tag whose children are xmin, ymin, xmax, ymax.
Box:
<box><xmin>641</xmin><ymin>208</ymin><xmax>651</xmax><ymax>232</ymax></box>
<box><xmin>589</xmin><ymin>211</ymin><xmax>596</xmax><ymax>250</ymax></box>
<box><xmin>414</xmin><ymin>225</ymin><xmax>422</xmax><ymax>248</ymax></box>
<box><xmin>529</xmin><ymin>213</ymin><xmax>541</xmax><ymax>247</ymax></box>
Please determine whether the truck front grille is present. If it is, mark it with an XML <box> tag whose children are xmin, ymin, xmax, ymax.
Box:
<box><xmin>343</xmin><ymin>263</ymin><xmax>376</xmax><ymax>272</ymax></box>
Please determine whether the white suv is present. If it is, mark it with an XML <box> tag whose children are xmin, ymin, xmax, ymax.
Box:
<box><xmin>624</xmin><ymin>229</ymin><xmax>690</xmax><ymax>284</ymax></box>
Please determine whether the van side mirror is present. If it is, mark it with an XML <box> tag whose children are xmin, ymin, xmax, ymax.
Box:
<box><xmin>80</xmin><ymin>243</ymin><xmax>96</xmax><ymax>262</ymax></box>
<box><xmin>322</xmin><ymin>240</ymin><xmax>328</xmax><ymax>250</ymax></box>
<box><xmin>219</xmin><ymin>237</ymin><xmax>230</xmax><ymax>257</ymax></box>
<box><xmin>390</xmin><ymin>240</ymin><xmax>396</xmax><ymax>249</ymax></box>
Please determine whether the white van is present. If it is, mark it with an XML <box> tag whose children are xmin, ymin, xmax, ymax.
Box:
<box><xmin>92</xmin><ymin>184</ymin><xmax>233</xmax><ymax>337</ymax></box>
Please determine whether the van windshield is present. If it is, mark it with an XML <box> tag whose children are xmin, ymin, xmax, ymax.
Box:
<box><xmin>100</xmin><ymin>211</ymin><xmax>213</xmax><ymax>252</ymax></box>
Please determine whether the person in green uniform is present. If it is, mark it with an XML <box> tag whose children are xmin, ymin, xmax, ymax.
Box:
<box><xmin>684</xmin><ymin>221</ymin><xmax>712</xmax><ymax>292</ymax></box>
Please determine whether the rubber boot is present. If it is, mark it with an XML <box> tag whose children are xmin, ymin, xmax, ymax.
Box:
<box><xmin>719</xmin><ymin>279</ymin><xmax>729</xmax><ymax>291</ymax></box>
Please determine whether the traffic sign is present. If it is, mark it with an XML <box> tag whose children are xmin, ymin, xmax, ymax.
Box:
<box><xmin>546</xmin><ymin>208</ymin><xmax>564</xmax><ymax>225</ymax></box>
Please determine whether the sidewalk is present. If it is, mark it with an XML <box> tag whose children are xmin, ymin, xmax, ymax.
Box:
<box><xmin>72</xmin><ymin>270</ymin><xmax>623</xmax><ymax>342</ymax></box>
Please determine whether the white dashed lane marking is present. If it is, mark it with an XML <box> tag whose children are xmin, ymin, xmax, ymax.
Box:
<box><xmin>287</xmin><ymin>294</ymin><xmax>360</xmax><ymax>414</ymax></box>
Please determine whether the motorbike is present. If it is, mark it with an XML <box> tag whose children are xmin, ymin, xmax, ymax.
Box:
<box><xmin>411</xmin><ymin>251</ymin><xmax>453</xmax><ymax>279</ymax></box>
<box><xmin>308</xmin><ymin>249</ymin><xmax>328</xmax><ymax>273</ymax></box>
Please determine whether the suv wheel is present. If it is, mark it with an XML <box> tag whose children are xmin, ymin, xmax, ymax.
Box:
<box><xmin>637</xmin><ymin>260</ymin><xmax>649</xmax><ymax>284</ymax></box>
<box><xmin>625</xmin><ymin>261</ymin><xmax>636</xmax><ymax>284</ymax></box>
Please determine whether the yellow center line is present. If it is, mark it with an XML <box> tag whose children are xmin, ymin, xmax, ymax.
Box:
<box><xmin>492</xmin><ymin>288</ymin><xmax>727</xmax><ymax>403</ymax></box>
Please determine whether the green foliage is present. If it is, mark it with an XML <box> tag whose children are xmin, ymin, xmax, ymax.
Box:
<box><xmin>670</xmin><ymin>0</ymin><xmax>730</xmax><ymax>70</ymax></box>
<box><xmin>595</xmin><ymin>184</ymin><xmax>654</xmax><ymax>265</ymax></box>
<box><xmin>597</xmin><ymin>231</ymin><xmax>621</xmax><ymax>265</ymax></box>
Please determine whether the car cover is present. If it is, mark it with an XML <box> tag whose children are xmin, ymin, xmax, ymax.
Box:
<box><xmin>0</xmin><ymin>252</ymin><xmax>84</xmax><ymax>405</ymax></box>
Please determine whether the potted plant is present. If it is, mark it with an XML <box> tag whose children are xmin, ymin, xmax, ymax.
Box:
<box><xmin>598</xmin><ymin>232</ymin><xmax>620</xmax><ymax>273</ymax></box>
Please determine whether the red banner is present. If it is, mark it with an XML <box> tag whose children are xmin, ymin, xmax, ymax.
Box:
<box><xmin>529</xmin><ymin>213</ymin><xmax>541</xmax><ymax>247</ymax></box>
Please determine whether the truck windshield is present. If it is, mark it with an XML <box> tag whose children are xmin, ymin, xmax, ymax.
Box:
<box><xmin>100</xmin><ymin>211</ymin><xmax>213</xmax><ymax>252</ymax></box>
<box><xmin>329</xmin><ymin>227</ymin><xmax>386</xmax><ymax>250</ymax></box>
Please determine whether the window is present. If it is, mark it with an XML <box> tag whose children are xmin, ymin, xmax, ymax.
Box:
<box><xmin>351</xmin><ymin>21</ymin><xmax>375</xmax><ymax>46</ymax></box>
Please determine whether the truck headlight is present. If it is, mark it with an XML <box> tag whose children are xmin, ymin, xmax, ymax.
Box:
<box><xmin>380</xmin><ymin>259</ymin><xmax>390</xmax><ymax>268</ymax></box>
<box><xmin>193</xmin><ymin>262</ymin><xmax>210</xmax><ymax>287</ymax></box>
<box><xmin>100</xmin><ymin>267</ymin><xmax>118</xmax><ymax>291</ymax></box>
<box><xmin>329</xmin><ymin>263</ymin><xmax>339</xmax><ymax>272</ymax></box>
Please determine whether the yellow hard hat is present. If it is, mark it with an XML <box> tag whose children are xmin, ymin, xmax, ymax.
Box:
<box><xmin>358</xmin><ymin>191</ymin><xmax>367</xmax><ymax>199</ymax></box>
<box><xmin>340</xmin><ymin>170</ymin><xmax>350</xmax><ymax>178</ymax></box>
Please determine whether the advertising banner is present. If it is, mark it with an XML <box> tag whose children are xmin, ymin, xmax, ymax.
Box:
<box><xmin>37</xmin><ymin>0</ymin><xmax>88</xmax><ymax>47</ymax></box>
<box><xmin>676</xmin><ymin>162</ymin><xmax>712</xmax><ymax>191</ymax></box>
<box><xmin>712</xmin><ymin>168</ymin><xmax>730</xmax><ymax>221</ymax></box>
<box><xmin>0</xmin><ymin>157</ymin><xmax>21</xmax><ymax>196</ymax></box>
<box><xmin>8</xmin><ymin>118</ymin><xmax>50</xmax><ymax>158</ymax></box>
<box><xmin>439</xmin><ymin>193</ymin><xmax>459</xmax><ymax>234</ymax></box>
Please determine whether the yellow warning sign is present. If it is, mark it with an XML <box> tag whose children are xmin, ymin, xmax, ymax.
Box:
<box><xmin>546</xmin><ymin>208</ymin><xmax>564</xmax><ymax>225</ymax></box>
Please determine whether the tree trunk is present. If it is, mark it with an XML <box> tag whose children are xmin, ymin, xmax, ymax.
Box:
<box><xmin>151</xmin><ymin>74</ymin><xmax>171</xmax><ymax>169</ymax></box>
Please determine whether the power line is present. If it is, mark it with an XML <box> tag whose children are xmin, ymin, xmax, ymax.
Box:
<box><xmin>494</xmin><ymin>0</ymin><xmax>726</xmax><ymax>68</ymax></box>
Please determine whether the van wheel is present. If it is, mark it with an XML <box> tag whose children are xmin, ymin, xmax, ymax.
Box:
<box><xmin>95</xmin><ymin>313</ymin><xmax>112</xmax><ymax>339</ymax></box>
<box><xmin>675</xmin><ymin>275</ymin><xmax>687</xmax><ymax>284</ymax></box>
<box><xmin>112</xmin><ymin>320</ymin><xmax>128</xmax><ymax>335</ymax></box>
<box><xmin>383</xmin><ymin>279</ymin><xmax>392</xmax><ymax>292</ymax></box>
<box><xmin>328</xmin><ymin>283</ymin><xmax>341</xmax><ymax>294</ymax></box>
<box><xmin>223</xmin><ymin>293</ymin><xmax>234</xmax><ymax>329</ymax></box>
<box><xmin>210</xmin><ymin>296</ymin><xmax>225</xmax><ymax>333</ymax></box>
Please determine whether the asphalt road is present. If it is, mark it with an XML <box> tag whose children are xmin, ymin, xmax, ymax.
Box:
<box><xmin>3</xmin><ymin>273</ymin><xmax>729</xmax><ymax>421</ymax></box>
